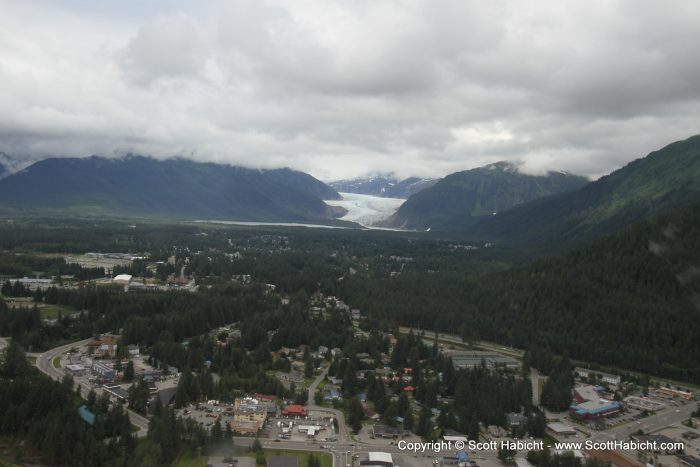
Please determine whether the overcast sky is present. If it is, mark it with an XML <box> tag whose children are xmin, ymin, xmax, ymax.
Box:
<box><xmin>1</xmin><ymin>0</ymin><xmax>699</xmax><ymax>181</ymax></box>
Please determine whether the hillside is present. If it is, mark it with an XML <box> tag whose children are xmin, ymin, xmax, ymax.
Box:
<box><xmin>340</xmin><ymin>199</ymin><xmax>700</xmax><ymax>383</ymax></box>
<box><xmin>476</xmin><ymin>135</ymin><xmax>700</xmax><ymax>245</ymax></box>
<box><xmin>0</xmin><ymin>155</ymin><xmax>343</xmax><ymax>222</ymax></box>
<box><xmin>329</xmin><ymin>175</ymin><xmax>437</xmax><ymax>198</ymax></box>
<box><xmin>387</xmin><ymin>162</ymin><xmax>588</xmax><ymax>229</ymax></box>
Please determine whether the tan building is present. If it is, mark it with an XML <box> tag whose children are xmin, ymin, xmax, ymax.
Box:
<box><xmin>231</xmin><ymin>397</ymin><xmax>268</xmax><ymax>434</ymax></box>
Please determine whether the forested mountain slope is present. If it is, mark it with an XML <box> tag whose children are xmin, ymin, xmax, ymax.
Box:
<box><xmin>343</xmin><ymin>199</ymin><xmax>700</xmax><ymax>383</ymax></box>
<box><xmin>476</xmin><ymin>134</ymin><xmax>700</xmax><ymax>245</ymax></box>
<box><xmin>388</xmin><ymin>162</ymin><xmax>588</xmax><ymax>230</ymax></box>
<box><xmin>0</xmin><ymin>155</ymin><xmax>342</xmax><ymax>221</ymax></box>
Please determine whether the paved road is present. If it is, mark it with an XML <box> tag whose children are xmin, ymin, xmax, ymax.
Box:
<box><xmin>591</xmin><ymin>402</ymin><xmax>696</xmax><ymax>443</ymax></box>
<box><xmin>33</xmin><ymin>338</ymin><xmax>150</xmax><ymax>437</ymax></box>
<box><xmin>307</xmin><ymin>366</ymin><xmax>349</xmax><ymax>443</ymax></box>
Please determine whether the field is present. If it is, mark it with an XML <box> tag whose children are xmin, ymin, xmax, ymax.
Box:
<box><xmin>39</xmin><ymin>304</ymin><xmax>77</xmax><ymax>319</ymax></box>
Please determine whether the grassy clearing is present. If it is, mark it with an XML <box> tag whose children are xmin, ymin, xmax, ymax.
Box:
<box><xmin>39</xmin><ymin>304</ymin><xmax>76</xmax><ymax>319</ymax></box>
<box><xmin>263</xmin><ymin>448</ymin><xmax>332</xmax><ymax>467</ymax></box>
<box><xmin>171</xmin><ymin>452</ymin><xmax>208</xmax><ymax>467</ymax></box>
<box><xmin>52</xmin><ymin>356</ymin><xmax>61</xmax><ymax>368</ymax></box>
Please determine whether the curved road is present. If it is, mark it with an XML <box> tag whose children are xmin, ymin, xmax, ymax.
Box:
<box><xmin>307</xmin><ymin>365</ymin><xmax>349</xmax><ymax>443</ymax></box>
<box><xmin>32</xmin><ymin>338</ymin><xmax>149</xmax><ymax>437</ymax></box>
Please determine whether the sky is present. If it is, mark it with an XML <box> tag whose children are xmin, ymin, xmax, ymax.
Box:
<box><xmin>1</xmin><ymin>0</ymin><xmax>699</xmax><ymax>181</ymax></box>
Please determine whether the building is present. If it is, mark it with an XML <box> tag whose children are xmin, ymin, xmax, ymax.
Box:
<box><xmin>446</xmin><ymin>350</ymin><xmax>520</xmax><ymax>370</ymax></box>
<box><xmin>127</xmin><ymin>345</ymin><xmax>140</xmax><ymax>356</ymax></box>
<box><xmin>281</xmin><ymin>404</ymin><xmax>307</xmax><ymax>418</ymax></box>
<box><xmin>231</xmin><ymin>397</ymin><xmax>268</xmax><ymax>434</ymax></box>
<box><xmin>573</xmin><ymin>384</ymin><xmax>606</xmax><ymax>403</ymax></box>
<box><xmin>623</xmin><ymin>396</ymin><xmax>665</xmax><ymax>412</ymax></box>
<box><xmin>297</xmin><ymin>425</ymin><xmax>323</xmax><ymax>438</ymax></box>
<box><xmin>677</xmin><ymin>455</ymin><xmax>700</xmax><ymax>467</ymax></box>
<box><xmin>630</xmin><ymin>434</ymin><xmax>682</xmax><ymax>453</ymax></box>
<box><xmin>91</xmin><ymin>362</ymin><xmax>116</xmax><ymax>380</ymax></box>
<box><xmin>268</xmin><ymin>457</ymin><xmax>299</xmax><ymax>467</ymax></box>
<box><xmin>113</xmin><ymin>274</ymin><xmax>132</xmax><ymax>284</ymax></box>
<box><xmin>78</xmin><ymin>405</ymin><xmax>96</xmax><ymax>425</ymax></box>
<box><xmin>547</xmin><ymin>422</ymin><xmax>577</xmax><ymax>436</ymax></box>
<box><xmin>575</xmin><ymin>368</ymin><xmax>622</xmax><ymax>386</ymax></box>
<box><xmin>157</xmin><ymin>387</ymin><xmax>178</xmax><ymax>406</ymax></box>
<box><xmin>507</xmin><ymin>412</ymin><xmax>528</xmax><ymax>428</ymax></box>
<box><xmin>87</xmin><ymin>335</ymin><xmax>118</xmax><ymax>358</ymax></box>
<box><xmin>103</xmin><ymin>385</ymin><xmax>129</xmax><ymax>401</ymax></box>
<box><xmin>569</xmin><ymin>400</ymin><xmax>622</xmax><ymax>420</ymax></box>
<box><xmin>360</xmin><ymin>452</ymin><xmax>394</xmax><ymax>467</ymax></box>
<box><xmin>372</xmin><ymin>425</ymin><xmax>403</xmax><ymax>439</ymax></box>
<box><xmin>66</xmin><ymin>363</ymin><xmax>87</xmax><ymax>376</ymax></box>
<box><xmin>656</xmin><ymin>387</ymin><xmax>694</xmax><ymax>400</ymax></box>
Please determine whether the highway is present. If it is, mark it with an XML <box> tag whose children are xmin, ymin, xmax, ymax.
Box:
<box><xmin>32</xmin><ymin>338</ymin><xmax>150</xmax><ymax>437</ymax></box>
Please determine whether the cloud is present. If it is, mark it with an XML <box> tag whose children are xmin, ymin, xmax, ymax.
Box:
<box><xmin>0</xmin><ymin>0</ymin><xmax>699</xmax><ymax>181</ymax></box>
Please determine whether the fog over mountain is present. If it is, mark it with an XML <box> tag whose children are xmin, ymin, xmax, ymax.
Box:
<box><xmin>2</xmin><ymin>1</ymin><xmax>700</xmax><ymax>180</ymax></box>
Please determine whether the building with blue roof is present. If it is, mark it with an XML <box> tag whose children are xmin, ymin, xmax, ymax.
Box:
<box><xmin>78</xmin><ymin>405</ymin><xmax>96</xmax><ymax>425</ymax></box>
<box><xmin>569</xmin><ymin>400</ymin><xmax>622</xmax><ymax>420</ymax></box>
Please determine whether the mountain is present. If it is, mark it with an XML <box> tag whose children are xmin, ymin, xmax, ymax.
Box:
<box><xmin>465</xmin><ymin>198</ymin><xmax>700</xmax><ymax>383</ymax></box>
<box><xmin>329</xmin><ymin>175</ymin><xmax>437</xmax><ymax>198</ymax></box>
<box><xmin>0</xmin><ymin>155</ymin><xmax>344</xmax><ymax>221</ymax></box>
<box><xmin>475</xmin><ymin>135</ymin><xmax>700</xmax><ymax>245</ymax></box>
<box><xmin>387</xmin><ymin>161</ymin><xmax>589</xmax><ymax>229</ymax></box>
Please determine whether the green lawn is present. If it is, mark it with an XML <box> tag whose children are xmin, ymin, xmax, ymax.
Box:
<box><xmin>52</xmin><ymin>356</ymin><xmax>61</xmax><ymax>368</ymax></box>
<box><xmin>171</xmin><ymin>452</ymin><xmax>208</xmax><ymax>467</ymax></box>
<box><xmin>39</xmin><ymin>304</ymin><xmax>76</xmax><ymax>319</ymax></box>
<box><xmin>263</xmin><ymin>448</ymin><xmax>332</xmax><ymax>467</ymax></box>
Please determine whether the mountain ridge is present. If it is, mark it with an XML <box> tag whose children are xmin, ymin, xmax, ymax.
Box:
<box><xmin>0</xmin><ymin>155</ymin><xmax>344</xmax><ymax>222</ymax></box>
<box><xmin>329</xmin><ymin>175</ymin><xmax>437</xmax><ymax>199</ymax></box>
<box><xmin>387</xmin><ymin>161</ymin><xmax>589</xmax><ymax>230</ymax></box>
<box><xmin>473</xmin><ymin>134</ymin><xmax>700</xmax><ymax>245</ymax></box>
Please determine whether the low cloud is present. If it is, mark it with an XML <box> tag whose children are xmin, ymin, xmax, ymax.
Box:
<box><xmin>1</xmin><ymin>0</ymin><xmax>699</xmax><ymax>181</ymax></box>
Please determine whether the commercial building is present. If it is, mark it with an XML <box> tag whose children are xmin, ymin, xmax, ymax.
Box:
<box><xmin>87</xmin><ymin>335</ymin><xmax>118</xmax><ymax>358</ymax></box>
<box><xmin>91</xmin><ymin>362</ymin><xmax>116</xmax><ymax>380</ymax></box>
<box><xmin>66</xmin><ymin>363</ymin><xmax>87</xmax><ymax>376</ymax></box>
<box><xmin>372</xmin><ymin>425</ymin><xmax>403</xmax><ymax>439</ymax></box>
<box><xmin>547</xmin><ymin>422</ymin><xmax>577</xmax><ymax>436</ymax></box>
<box><xmin>231</xmin><ymin>397</ymin><xmax>268</xmax><ymax>434</ymax></box>
<box><xmin>572</xmin><ymin>385</ymin><xmax>606</xmax><ymax>403</ymax></box>
<box><xmin>360</xmin><ymin>452</ymin><xmax>394</xmax><ymax>467</ymax></box>
<box><xmin>103</xmin><ymin>385</ymin><xmax>129</xmax><ymax>401</ymax></box>
<box><xmin>575</xmin><ymin>368</ymin><xmax>622</xmax><ymax>386</ymax></box>
<box><xmin>297</xmin><ymin>425</ymin><xmax>323</xmax><ymax>438</ymax></box>
<box><xmin>624</xmin><ymin>396</ymin><xmax>665</xmax><ymax>412</ymax></box>
<box><xmin>281</xmin><ymin>404</ymin><xmax>307</xmax><ymax>418</ymax></box>
<box><xmin>656</xmin><ymin>387</ymin><xmax>694</xmax><ymax>400</ymax></box>
<box><xmin>569</xmin><ymin>399</ymin><xmax>622</xmax><ymax>420</ymax></box>
<box><xmin>446</xmin><ymin>350</ymin><xmax>520</xmax><ymax>370</ymax></box>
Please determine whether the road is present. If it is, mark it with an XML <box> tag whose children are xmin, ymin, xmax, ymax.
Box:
<box><xmin>591</xmin><ymin>402</ymin><xmax>697</xmax><ymax>443</ymax></box>
<box><xmin>305</xmin><ymin>365</ymin><xmax>354</xmax><ymax>467</ymax></box>
<box><xmin>32</xmin><ymin>338</ymin><xmax>150</xmax><ymax>437</ymax></box>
